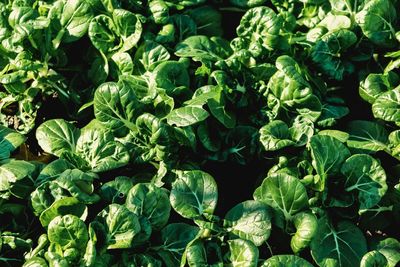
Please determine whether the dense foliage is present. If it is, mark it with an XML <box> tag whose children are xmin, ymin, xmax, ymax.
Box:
<box><xmin>1</xmin><ymin>0</ymin><xmax>400</xmax><ymax>266</ymax></box>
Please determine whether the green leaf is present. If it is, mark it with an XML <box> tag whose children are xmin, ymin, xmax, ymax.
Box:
<box><xmin>22</xmin><ymin>257</ymin><xmax>48</xmax><ymax>267</ymax></box>
<box><xmin>253</xmin><ymin>173</ymin><xmax>308</xmax><ymax>221</ymax></box>
<box><xmin>95</xmin><ymin>203</ymin><xmax>141</xmax><ymax>249</ymax></box>
<box><xmin>197</xmin><ymin>122</ymin><xmax>221</xmax><ymax>152</ymax></box>
<box><xmin>372</xmin><ymin>87</ymin><xmax>400</xmax><ymax>124</ymax></box>
<box><xmin>259</xmin><ymin>120</ymin><xmax>294</xmax><ymax>151</ymax></box>
<box><xmin>371</xmin><ymin>238</ymin><xmax>400</xmax><ymax>267</ymax></box>
<box><xmin>48</xmin><ymin>214</ymin><xmax>88</xmax><ymax>251</ymax></box>
<box><xmin>309</xmin><ymin>135</ymin><xmax>351</xmax><ymax>191</ymax></box>
<box><xmin>318</xmin><ymin>130</ymin><xmax>349</xmax><ymax>143</ymax></box>
<box><xmin>170</xmin><ymin>170</ymin><xmax>218</xmax><ymax>219</ymax></box>
<box><xmin>94</xmin><ymin>81</ymin><xmax>141</xmax><ymax>135</ymax></box>
<box><xmin>311</xmin><ymin>217</ymin><xmax>368</xmax><ymax>267</ymax></box>
<box><xmin>76</xmin><ymin>121</ymin><xmax>130</xmax><ymax>172</ymax></box>
<box><xmin>389</xmin><ymin>130</ymin><xmax>400</xmax><ymax>158</ymax></box>
<box><xmin>0</xmin><ymin>125</ymin><xmax>26</xmax><ymax>161</ymax></box>
<box><xmin>260</xmin><ymin>255</ymin><xmax>314</xmax><ymax>266</ymax></box>
<box><xmin>290</xmin><ymin>212</ymin><xmax>318</xmax><ymax>253</ymax></box>
<box><xmin>51</xmin><ymin>169</ymin><xmax>100</xmax><ymax>204</ymax></box>
<box><xmin>125</xmin><ymin>183</ymin><xmax>171</xmax><ymax>230</ymax></box>
<box><xmin>152</xmin><ymin>61</ymin><xmax>190</xmax><ymax>96</ymax></box>
<box><xmin>134</xmin><ymin>40</ymin><xmax>170</xmax><ymax>72</ymax></box>
<box><xmin>224</xmin><ymin>200</ymin><xmax>272</xmax><ymax>246</ymax></box>
<box><xmin>157</xmin><ymin>223</ymin><xmax>199</xmax><ymax>267</ymax></box>
<box><xmin>0</xmin><ymin>160</ymin><xmax>36</xmax><ymax>199</ymax></box>
<box><xmin>359</xmin><ymin>73</ymin><xmax>392</xmax><ymax>104</ymax></box>
<box><xmin>88</xmin><ymin>14</ymin><xmax>118</xmax><ymax>53</ymax></box>
<box><xmin>185</xmin><ymin>6</ymin><xmax>224</xmax><ymax>36</ymax></box>
<box><xmin>356</xmin><ymin>0</ymin><xmax>397</xmax><ymax>48</ymax></box>
<box><xmin>35</xmin><ymin>159</ymin><xmax>73</xmax><ymax>186</ymax></box>
<box><xmin>184</xmin><ymin>238</ymin><xmax>208</xmax><ymax>267</ymax></box>
<box><xmin>49</xmin><ymin>0</ymin><xmax>94</xmax><ymax>47</ymax></box>
<box><xmin>360</xmin><ymin>251</ymin><xmax>388</xmax><ymax>267</ymax></box>
<box><xmin>166</xmin><ymin>106</ymin><xmax>209</xmax><ymax>127</ymax></box>
<box><xmin>311</xmin><ymin>29</ymin><xmax>357</xmax><ymax>80</ymax></box>
<box><xmin>341</xmin><ymin>154</ymin><xmax>387</xmax><ymax>210</ymax></box>
<box><xmin>175</xmin><ymin>35</ymin><xmax>223</xmax><ymax>63</ymax></box>
<box><xmin>236</xmin><ymin>6</ymin><xmax>283</xmax><ymax>51</ymax></box>
<box><xmin>346</xmin><ymin>120</ymin><xmax>389</xmax><ymax>153</ymax></box>
<box><xmin>112</xmin><ymin>9</ymin><xmax>142</xmax><ymax>52</ymax></box>
<box><xmin>99</xmin><ymin>176</ymin><xmax>134</xmax><ymax>204</ymax></box>
<box><xmin>207</xmin><ymin>89</ymin><xmax>236</xmax><ymax>129</ymax></box>
<box><xmin>39</xmin><ymin>197</ymin><xmax>87</xmax><ymax>227</ymax></box>
<box><xmin>226</xmin><ymin>239</ymin><xmax>259</xmax><ymax>267</ymax></box>
<box><xmin>110</xmin><ymin>52</ymin><xmax>133</xmax><ymax>77</ymax></box>
<box><xmin>36</xmin><ymin>119</ymin><xmax>79</xmax><ymax>157</ymax></box>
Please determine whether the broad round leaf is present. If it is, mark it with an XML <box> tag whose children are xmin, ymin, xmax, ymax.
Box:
<box><xmin>158</xmin><ymin>223</ymin><xmax>199</xmax><ymax>266</ymax></box>
<box><xmin>341</xmin><ymin>154</ymin><xmax>387</xmax><ymax>210</ymax></box>
<box><xmin>36</xmin><ymin>119</ymin><xmax>79</xmax><ymax>157</ymax></box>
<box><xmin>311</xmin><ymin>217</ymin><xmax>368</xmax><ymax>267</ymax></box>
<box><xmin>170</xmin><ymin>170</ymin><xmax>218</xmax><ymax>219</ymax></box>
<box><xmin>224</xmin><ymin>200</ymin><xmax>272</xmax><ymax>246</ymax></box>
<box><xmin>253</xmin><ymin>173</ymin><xmax>308</xmax><ymax>220</ymax></box>
<box><xmin>48</xmin><ymin>214</ymin><xmax>88</xmax><ymax>250</ymax></box>
<box><xmin>227</xmin><ymin>239</ymin><xmax>259</xmax><ymax>267</ymax></box>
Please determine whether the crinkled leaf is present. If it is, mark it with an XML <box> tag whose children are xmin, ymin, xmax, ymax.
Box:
<box><xmin>372</xmin><ymin>88</ymin><xmax>400</xmax><ymax>124</ymax></box>
<box><xmin>95</xmin><ymin>203</ymin><xmax>141</xmax><ymax>249</ymax></box>
<box><xmin>290</xmin><ymin>212</ymin><xmax>318</xmax><ymax>253</ymax></box>
<box><xmin>167</xmin><ymin>106</ymin><xmax>209</xmax><ymax>127</ymax></box>
<box><xmin>76</xmin><ymin>121</ymin><xmax>130</xmax><ymax>172</ymax></box>
<box><xmin>226</xmin><ymin>239</ymin><xmax>259</xmax><ymax>267</ymax></box>
<box><xmin>48</xmin><ymin>214</ymin><xmax>88</xmax><ymax>251</ymax></box>
<box><xmin>0</xmin><ymin>160</ymin><xmax>36</xmax><ymax>199</ymax></box>
<box><xmin>125</xmin><ymin>183</ymin><xmax>171</xmax><ymax>230</ymax></box>
<box><xmin>134</xmin><ymin>40</ymin><xmax>170</xmax><ymax>72</ymax></box>
<box><xmin>259</xmin><ymin>120</ymin><xmax>294</xmax><ymax>151</ymax></box>
<box><xmin>360</xmin><ymin>251</ymin><xmax>388</xmax><ymax>267</ymax></box>
<box><xmin>94</xmin><ymin>81</ymin><xmax>141</xmax><ymax>135</ymax></box>
<box><xmin>99</xmin><ymin>176</ymin><xmax>134</xmax><ymax>204</ymax></box>
<box><xmin>359</xmin><ymin>73</ymin><xmax>393</xmax><ymax>104</ymax></box>
<box><xmin>371</xmin><ymin>238</ymin><xmax>400</xmax><ymax>267</ymax></box>
<box><xmin>224</xmin><ymin>200</ymin><xmax>271</xmax><ymax>246</ymax></box>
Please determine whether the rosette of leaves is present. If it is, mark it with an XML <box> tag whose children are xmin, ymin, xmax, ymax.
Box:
<box><xmin>36</xmin><ymin>119</ymin><xmax>130</xmax><ymax>172</ymax></box>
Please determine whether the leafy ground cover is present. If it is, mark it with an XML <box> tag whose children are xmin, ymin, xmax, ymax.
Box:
<box><xmin>1</xmin><ymin>0</ymin><xmax>400</xmax><ymax>266</ymax></box>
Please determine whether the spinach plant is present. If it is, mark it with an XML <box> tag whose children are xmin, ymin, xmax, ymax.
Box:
<box><xmin>0</xmin><ymin>0</ymin><xmax>400</xmax><ymax>266</ymax></box>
